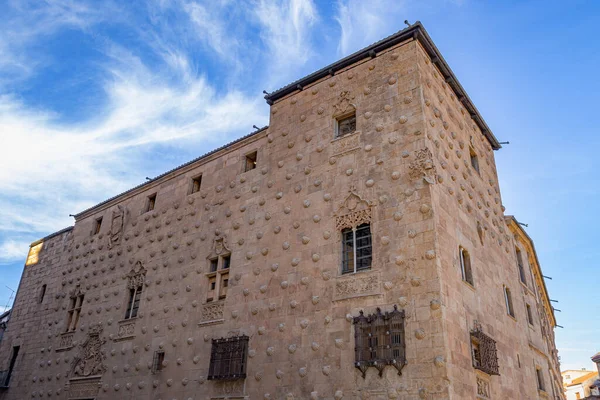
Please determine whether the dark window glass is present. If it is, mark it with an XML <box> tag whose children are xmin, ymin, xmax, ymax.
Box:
<box><xmin>337</xmin><ymin>113</ymin><xmax>356</xmax><ymax>138</ymax></box>
<box><xmin>125</xmin><ymin>286</ymin><xmax>142</xmax><ymax>319</ymax></box>
<box><xmin>210</xmin><ymin>259</ymin><xmax>218</xmax><ymax>272</ymax></box>
<box><xmin>93</xmin><ymin>217</ymin><xmax>102</xmax><ymax>235</ymax></box>
<box><xmin>39</xmin><ymin>284</ymin><xmax>47</xmax><ymax>304</ymax></box>
<box><xmin>222</xmin><ymin>255</ymin><xmax>230</xmax><ymax>270</ymax></box>
<box><xmin>470</xmin><ymin>147</ymin><xmax>480</xmax><ymax>174</ymax></box>
<box><xmin>341</xmin><ymin>223</ymin><xmax>372</xmax><ymax>274</ymax></box>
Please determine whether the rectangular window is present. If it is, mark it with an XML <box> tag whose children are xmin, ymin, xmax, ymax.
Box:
<box><xmin>93</xmin><ymin>217</ymin><xmax>102</xmax><ymax>235</ymax></box>
<box><xmin>526</xmin><ymin>304</ymin><xmax>534</xmax><ymax>326</ymax></box>
<box><xmin>25</xmin><ymin>242</ymin><xmax>43</xmax><ymax>266</ymax></box>
<box><xmin>66</xmin><ymin>293</ymin><xmax>84</xmax><ymax>332</ymax></box>
<box><xmin>504</xmin><ymin>286</ymin><xmax>515</xmax><ymax>318</ymax></box>
<box><xmin>536</xmin><ymin>367</ymin><xmax>545</xmax><ymax>391</ymax></box>
<box><xmin>207</xmin><ymin>254</ymin><xmax>232</xmax><ymax>302</ymax></box>
<box><xmin>152</xmin><ymin>350</ymin><xmax>165</xmax><ymax>374</ymax></box>
<box><xmin>1</xmin><ymin>346</ymin><xmax>19</xmax><ymax>387</ymax></box>
<box><xmin>516</xmin><ymin>248</ymin><xmax>527</xmax><ymax>285</ymax></box>
<box><xmin>341</xmin><ymin>223</ymin><xmax>372</xmax><ymax>274</ymax></box>
<box><xmin>244</xmin><ymin>151</ymin><xmax>257</xmax><ymax>172</ymax></box>
<box><xmin>208</xmin><ymin>335</ymin><xmax>249</xmax><ymax>380</ymax></box>
<box><xmin>125</xmin><ymin>285</ymin><xmax>142</xmax><ymax>319</ymax></box>
<box><xmin>459</xmin><ymin>247</ymin><xmax>474</xmax><ymax>286</ymax></box>
<box><xmin>470</xmin><ymin>146</ymin><xmax>480</xmax><ymax>175</ymax></box>
<box><xmin>146</xmin><ymin>193</ymin><xmax>156</xmax><ymax>213</ymax></box>
<box><xmin>353</xmin><ymin>306</ymin><xmax>406</xmax><ymax>378</ymax></box>
<box><xmin>336</xmin><ymin>112</ymin><xmax>357</xmax><ymax>138</ymax></box>
<box><xmin>39</xmin><ymin>284</ymin><xmax>47</xmax><ymax>304</ymax></box>
<box><xmin>191</xmin><ymin>175</ymin><xmax>202</xmax><ymax>194</ymax></box>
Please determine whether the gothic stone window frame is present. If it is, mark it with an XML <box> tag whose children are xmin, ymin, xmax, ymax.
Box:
<box><xmin>353</xmin><ymin>305</ymin><xmax>406</xmax><ymax>378</ymax></box>
<box><xmin>335</xmin><ymin>188</ymin><xmax>375</xmax><ymax>275</ymax></box>
<box><xmin>124</xmin><ymin>261</ymin><xmax>146</xmax><ymax>320</ymax></box>
<box><xmin>470</xmin><ymin>323</ymin><xmax>500</xmax><ymax>376</ymax></box>
<box><xmin>207</xmin><ymin>335</ymin><xmax>249</xmax><ymax>381</ymax></box>
<box><xmin>206</xmin><ymin>233</ymin><xmax>231</xmax><ymax>303</ymax></box>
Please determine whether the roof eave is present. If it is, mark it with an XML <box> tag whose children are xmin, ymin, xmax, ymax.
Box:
<box><xmin>264</xmin><ymin>21</ymin><xmax>501</xmax><ymax>150</ymax></box>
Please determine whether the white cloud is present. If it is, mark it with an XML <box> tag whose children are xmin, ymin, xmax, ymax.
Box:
<box><xmin>254</xmin><ymin>0</ymin><xmax>318</xmax><ymax>85</ymax></box>
<box><xmin>0</xmin><ymin>239</ymin><xmax>29</xmax><ymax>264</ymax></box>
<box><xmin>335</xmin><ymin>0</ymin><xmax>406</xmax><ymax>56</ymax></box>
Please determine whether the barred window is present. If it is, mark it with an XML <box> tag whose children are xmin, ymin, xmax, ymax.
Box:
<box><xmin>353</xmin><ymin>305</ymin><xmax>406</xmax><ymax>378</ymax></box>
<box><xmin>208</xmin><ymin>336</ymin><xmax>249</xmax><ymax>380</ymax></box>
<box><xmin>125</xmin><ymin>285</ymin><xmax>142</xmax><ymax>319</ymax></box>
<box><xmin>342</xmin><ymin>223</ymin><xmax>372</xmax><ymax>274</ymax></box>
<box><xmin>151</xmin><ymin>350</ymin><xmax>165</xmax><ymax>374</ymax></box>
<box><xmin>470</xmin><ymin>323</ymin><xmax>500</xmax><ymax>376</ymax></box>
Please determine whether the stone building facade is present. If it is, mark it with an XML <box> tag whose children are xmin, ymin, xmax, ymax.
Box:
<box><xmin>0</xmin><ymin>22</ymin><xmax>563</xmax><ymax>400</ymax></box>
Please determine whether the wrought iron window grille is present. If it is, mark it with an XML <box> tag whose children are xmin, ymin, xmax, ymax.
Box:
<box><xmin>470</xmin><ymin>321</ymin><xmax>500</xmax><ymax>376</ymax></box>
<box><xmin>353</xmin><ymin>305</ymin><xmax>406</xmax><ymax>378</ymax></box>
<box><xmin>208</xmin><ymin>335</ymin><xmax>249</xmax><ymax>381</ymax></box>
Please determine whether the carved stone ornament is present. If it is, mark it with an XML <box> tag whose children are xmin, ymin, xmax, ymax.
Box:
<box><xmin>334</xmin><ymin>271</ymin><xmax>381</xmax><ymax>301</ymax></box>
<box><xmin>334</xmin><ymin>186</ymin><xmax>374</xmax><ymax>232</ymax></box>
<box><xmin>333</xmin><ymin>90</ymin><xmax>356</xmax><ymax>117</ymax></box>
<box><xmin>200</xmin><ymin>301</ymin><xmax>224</xmax><ymax>323</ymax></box>
<box><xmin>116</xmin><ymin>320</ymin><xmax>136</xmax><ymax>340</ymax></box>
<box><xmin>476</xmin><ymin>375</ymin><xmax>491</xmax><ymax>399</ymax></box>
<box><xmin>332</xmin><ymin>133</ymin><xmax>361</xmax><ymax>157</ymax></box>
<box><xmin>207</xmin><ymin>232</ymin><xmax>231</xmax><ymax>259</ymax></box>
<box><xmin>408</xmin><ymin>148</ymin><xmax>437</xmax><ymax>184</ymax></box>
<box><xmin>108</xmin><ymin>205</ymin><xmax>127</xmax><ymax>249</ymax></box>
<box><xmin>70</xmin><ymin>324</ymin><xmax>107</xmax><ymax>378</ymax></box>
<box><xmin>125</xmin><ymin>261</ymin><xmax>146</xmax><ymax>289</ymax></box>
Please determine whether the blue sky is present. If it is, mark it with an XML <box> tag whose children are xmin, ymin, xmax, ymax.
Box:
<box><xmin>0</xmin><ymin>0</ymin><xmax>598</xmax><ymax>371</ymax></box>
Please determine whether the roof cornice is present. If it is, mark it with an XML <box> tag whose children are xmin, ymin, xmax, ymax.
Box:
<box><xmin>505</xmin><ymin>215</ymin><xmax>557</xmax><ymax>327</ymax></box>
<box><xmin>264</xmin><ymin>21</ymin><xmax>501</xmax><ymax>150</ymax></box>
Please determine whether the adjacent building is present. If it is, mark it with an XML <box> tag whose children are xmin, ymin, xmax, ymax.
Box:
<box><xmin>0</xmin><ymin>22</ymin><xmax>564</xmax><ymax>399</ymax></box>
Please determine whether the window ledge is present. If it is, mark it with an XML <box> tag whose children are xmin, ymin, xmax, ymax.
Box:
<box><xmin>506</xmin><ymin>314</ymin><xmax>517</xmax><ymax>322</ymax></box>
<box><xmin>198</xmin><ymin>319</ymin><xmax>224</xmax><ymax>327</ymax></box>
<box><xmin>462</xmin><ymin>280</ymin><xmax>476</xmax><ymax>291</ymax></box>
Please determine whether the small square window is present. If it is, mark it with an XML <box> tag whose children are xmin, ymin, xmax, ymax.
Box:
<box><xmin>244</xmin><ymin>151</ymin><xmax>257</xmax><ymax>172</ymax></box>
<box><xmin>93</xmin><ymin>217</ymin><xmax>102</xmax><ymax>235</ymax></box>
<box><xmin>191</xmin><ymin>175</ymin><xmax>202</xmax><ymax>194</ymax></box>
<box><xmin>146</xmin><ymin>194</ymin><xmax>157</xmax><ymax>213</ymax></box>
<box><xmin>336</xmin><ymin>112</ymin><xmax>356</xmax><ymax>138</ymax></box>
<box><xmin>470</xmin><ymin>147</ymin><xmax>480</xmax><ymax>175</ymax></box>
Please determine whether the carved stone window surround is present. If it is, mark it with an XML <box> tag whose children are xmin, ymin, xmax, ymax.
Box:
<box><xmin>334</xmin><ymin>270</ymin><xmax>381</xmax><ymax>302</ymax></box>
<box><xmin>113</xmin><ymin>318</ymin><xmax>136</xmax><ymax>341</ymax></box>
<box><xmin>56</xmin><ymin>332</ymin><xmax>75</xmax><ymax>352</ymax></box>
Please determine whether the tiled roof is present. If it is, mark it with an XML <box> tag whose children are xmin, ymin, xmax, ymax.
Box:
<box><xmin>568</xmin><ymin>371</ymin><xmax>599</xmax><ymax>386</ymax></box>
<box><xmin>73</xmin><ymin>126</ymin><xmax>268</xmax><ymax>219</ymax></box>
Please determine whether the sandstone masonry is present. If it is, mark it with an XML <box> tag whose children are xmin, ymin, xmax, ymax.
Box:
<box><xmin>0</xmin><ymin>22</ymin><xmax>563</xmax><ymax>400</ymax></box>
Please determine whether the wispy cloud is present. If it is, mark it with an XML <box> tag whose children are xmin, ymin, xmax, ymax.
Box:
<box><xmin>0</xmin><ymin>239</ymin><xmax>29</xmax><ymax>264</ymax></box>
<box><xmin>335</xmin><ymin>0</ymin><xmax>406</xmax><ymax>56</ymax></box>
<box><xmin>254</xmin><ymin>0</ymin><xmax>318</xmax><ymax>85</ymax></box>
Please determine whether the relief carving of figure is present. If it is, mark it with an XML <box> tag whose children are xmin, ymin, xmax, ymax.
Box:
<box><xmin>333</xmin><ymin>90</ymin><xmax>356</xmax><ymax>117</ymax></box>
<box><xmin>208</xmin><ymin>231</ymin><xmax>231</xmax><ymax>259</ymax></box>
<box><xmin>71</xmin><ymin>324</ymin><xmax>107</xmax><ymax>378</ymax></box>
<box><xmin>408</xmin><ymin>148</ymin><xmax>437</xmax><ymax>184</ymax></box>
<box><xmin>108</xmin><ymin>205</ymin><xmax>127</xmax><ymax>249</ymax></box>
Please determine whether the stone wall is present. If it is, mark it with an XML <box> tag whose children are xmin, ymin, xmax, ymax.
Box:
<box><xmin>0</xmin><ymin>33</ymin><xmax>562</xmax><ymax>400</ymax></box>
